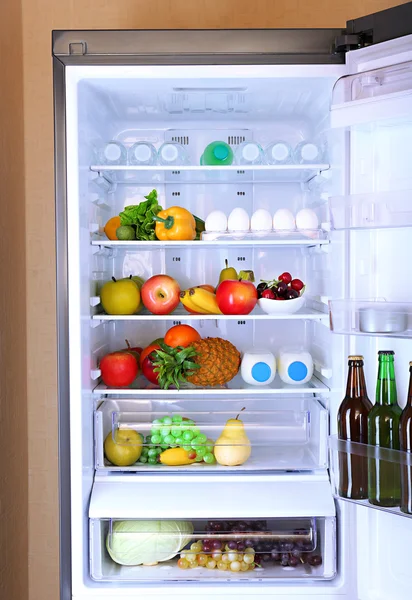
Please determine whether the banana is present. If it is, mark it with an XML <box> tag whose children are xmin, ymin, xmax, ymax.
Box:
<box><xmin>190</xmin><ymin>287</ymin><xmax>223</xmax><ymax>315</ymax></box>
<box><xmin>180</xmin><ymin>290</ymin><xmax>210</xmax><ymax>314</ymax></box>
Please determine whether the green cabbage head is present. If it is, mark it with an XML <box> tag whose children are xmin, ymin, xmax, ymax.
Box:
<box><xmin>107</xmin><ymin>520</ymin><xmax>194</xmax><ymax>566</ymax></box>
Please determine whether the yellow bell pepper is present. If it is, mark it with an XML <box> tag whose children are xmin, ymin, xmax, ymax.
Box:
<box><xmin>153</xmin><ymin>206</ymin><xmax>196</xmax><ymax>241</ymax></box>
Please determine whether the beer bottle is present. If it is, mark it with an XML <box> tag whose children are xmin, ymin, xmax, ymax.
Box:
<box><xmin>400</xmin><ymin>362</ymin><xmax>412</xmax><ymax>514</ymax></box>
<box><xmin>337</xmin><ymin>356</ymin><xmax>372</xmax><ymax>499</ymax></box>
<box><xmin>368</xmin><ymin>351</ymin><xmax>402</xmax><ymax>507</ymax></box>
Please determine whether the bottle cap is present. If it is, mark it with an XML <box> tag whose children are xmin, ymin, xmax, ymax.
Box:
<box><xmin>378</xmin><ymin>350</ymin><xmax>395</xmax><ymax>355</ymax></box>
<box><xmin>348</xmin><ymin>355</ymin><xmax>363</xmax><ymax>360</ymax></box>
<box><xmin>213</xmin><ymin>145</ymin><xmax>229</xmax><ymax>161</ymax></box>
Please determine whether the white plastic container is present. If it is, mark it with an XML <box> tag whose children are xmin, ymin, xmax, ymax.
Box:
<box><xmin>241</xmin><ymin>349</ymin><xmax>276</xmax><ymax>386</ymax></box>
<box><xmin>278</xmin><ymin>348</ymin><xmax>313</xmax><ymax>385</ymax></box>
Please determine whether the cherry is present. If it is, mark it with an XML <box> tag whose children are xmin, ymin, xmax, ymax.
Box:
<box><xmin>278</xmin><ymin>272</ymin><xmax>292</xmax><ymax>284</ymax></box>
<box><xmin>285</xmin><ymin>289</ymin><xmax>299</xmax><ymax>299</ymax></box>
<box><xmin>291</xmin><ymin>278</ymin><xmax>304</xmax><ymax>292</ymax></box>
<box><xmin>276</xmin><ymin>281</ymin><xmax>288</xmax><ymax>296</ymax></box>
<box><xmin>261</xmin><ymin>289</ymin><xmax>276</xmax><ymax>300</ymax></box>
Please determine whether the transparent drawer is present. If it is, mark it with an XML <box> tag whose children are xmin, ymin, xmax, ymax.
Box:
<box><xmin>95</xmin><ymin>398</ymin><xmax>328</xmax><ymax>473</ymax></box>
<box><xmin>90</xmin><ymin>516</ymin><xmax>336</xmax><ymax>582</ymax></box>
<box><xmin>329</xmin><ymin>435</ymin><xmax>412</xmax><ymax>519</ymax></box>
<box><xmin>329</xmin><ymin>299</ymin><xmax>412</xmax><ymax>338</ymax></box>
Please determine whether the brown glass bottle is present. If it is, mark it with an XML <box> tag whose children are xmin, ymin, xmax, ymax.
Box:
<box><xmin>400</xmin><ymin>362</ymin><xmax>412</xmax><ymax>514</ymax></box>
<box><xmin>337</xmin><ymin>356</ymin><xmax>373</xmax><ymax>499</ymax></box>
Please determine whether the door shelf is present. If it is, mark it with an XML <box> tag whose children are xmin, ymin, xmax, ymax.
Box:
<box><xmin>92</xmin><ymin>304</ymin><xmax>329</xmax><ymax>323</ymax></box>
<box><xmin>90</xmin><ymin>164</ymin><xmax>330</xmax><ymax>185</ymax></box>
<box><xmin>329</xmin><ymin>189</ymin><xmax>412</xmax><ymax>231</ymax></box>
<box><xmin>93</xmin><ymin>373</ymin><xmax>330</xmax><ymax>396</ymax></box>
<box><xmin>329</xmin><ymin>435</ymin><xmax>412</xmax><ymax>520</ymax></box>
<box><xmin>90</xmin><ymin>516</ymin><xmax>336</xmax><ymax>582</ymax></box>
<box><xmin>329</xmin><ymin>299</ymin><xmax>412</xmax><ymax>338</ymax></box>
<box><xmin>95</xmin><ymin>398</ymin><xmax>328</xmax><ymax>473</ymax></box>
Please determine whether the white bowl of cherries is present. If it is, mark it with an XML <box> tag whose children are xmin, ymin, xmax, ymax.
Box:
<box><xmin>257</xmin><ymin>273</ymin><xmax>306</xmax><ymax>315</ymax></box>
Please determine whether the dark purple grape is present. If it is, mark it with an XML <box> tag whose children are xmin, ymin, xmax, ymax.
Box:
<box><xmin>202</xmin><ymin>540</ymin><xmax>212</xmax><ymax>552</ymax></box>
<box><xmin>291</xmin><ymin>549</ymin><xmax>302</xmax><ymax>559</ymax></box>
<box><xmin>307</xmin><ymin>554</ymin><xmax>322</xmax><ymax>566</ymax></box>
<box><xmin>271</xmin><ymin>543</ymin><xmax>281</xmax><ymax>552</ymax></box>
<box><xmin>303</xmin><ymin>543</ymin><xmax>313</xmax><ymax>552</ymax></box>
<box><xmin>288</xmin><ymin>556</ymin><xmax>299</xmax><ymax>567</ymax></box>
<box><xmin>285</xmin><ymin>288</ymin><xmax>299</xmax><ymax>299</ymax></box>
<box><xmin>227</xmin><ymin>540</ymin><xmax>237</xmax><ymax>550</ymax></box>
<box><xmin>254</xmin><ymin>554</ymin><xmax>262</xmax><ymax>565</ymax></box>
<box><xmin>262</xmin><ymin>553</ymin><xmax>272</xmax><ymax>563</ymax></box>
<box><xmin>237</xmin><ymin>542</ymin><xmax>245</xmax><ymax>551</ymax></box>
<box><xmin>237</xmin><ymin>523</ymin><xmax>247</xmax><ymax>532</ymax></box>
<box><xmin>280</xmin><ymin>541</ymin><xmax>295</xmax><ymax>552</ymax></box>
<box><xmin>280</xmin><ymin>554</ymin><xmax>289</xmax><ymax>566</ymax></box>
<box><xmin>276</xmin><ymin>282</ymin><xmax>288</xmax><ymax>296</ymax></box>
<box><xmin>212</xmin><ymin>540</ymin><xmax>222</xmax><ymax>550</ymax></box>
<box><xmin>271</xmin><ymin>552</ymin><xmax>281</xmax><ymax>561</ymax></box>
<box><xmin>255</xmin><ymin>543</ymin><xmax>265</xmax><ymax>553</ymax></box>
<box><xmin>244</xmin><ymin>539</ymin><xmax>254</xmax><ymax>548</ymax></box>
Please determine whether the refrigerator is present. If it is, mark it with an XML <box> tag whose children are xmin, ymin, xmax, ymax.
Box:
<box><xmin>52</xmin><ymin>4</ymin><xmax>412</xmax><ymax>599</ymax></box>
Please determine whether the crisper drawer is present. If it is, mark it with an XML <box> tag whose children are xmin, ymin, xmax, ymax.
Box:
<box><xmin>89</xmin><ymin>476</ymin><xmax>336</xmax><ymax>583</ymax></box>
<box><xmin>94</xmin><ymin>397</ymin><xmax>328</xmax><ymax>473</ymax></box>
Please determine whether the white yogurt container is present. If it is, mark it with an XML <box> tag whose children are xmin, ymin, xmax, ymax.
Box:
<box><xmin>241</xmin><ymin>349</ymin><xmax>276</xmax><ymax>386</ymax></box>
<box><xmin>278</xmin><ymin>348</ymin><xmax>313</xmax><ymax>385</ymax></box>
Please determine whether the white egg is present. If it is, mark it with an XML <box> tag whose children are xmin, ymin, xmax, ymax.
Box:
<box><xmin>251</xmin><ymin>209</ymin><xmax>273</xmax><ymax>232</ymax></box>
<box><xmin>205</xmin><ymin>210</ymin><xmax>228</xmax><ymax>232</ymax></box>
<box><xmin>272</xmin><ymin>209</ymin><xmax>296</xmax><ymax>231</ymax></box>
<box><xmin>228</xmin><ymin>207</ymin><xmax>250</xmax><ymax>232</ymax></box>
<box><xmin>296</xmin><ymin>208</ymin><xmax>319</xmax><ymax>230</ymax></box>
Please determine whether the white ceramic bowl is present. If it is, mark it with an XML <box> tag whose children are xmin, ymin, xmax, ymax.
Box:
<box><xmin>258</xmin><ymin>293</ymin><xmax>305</xmax><ymax>315</ymax></box>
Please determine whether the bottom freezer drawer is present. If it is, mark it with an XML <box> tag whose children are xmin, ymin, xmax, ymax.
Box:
<box><xmin>90</xmin><ymin>517</ymin><xmax>336</xmax><ymax>583</ymax></box>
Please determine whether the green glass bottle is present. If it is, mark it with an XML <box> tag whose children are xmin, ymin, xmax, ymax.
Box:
<box><xmin>200</xmin><ymin>141</ymin><xmax>234</xmax><ymax>166</ymax></box>
<box><xmin>368</xmin><ymin>350</ymin><xmax>402</xmax><ymax>507</ymax></box>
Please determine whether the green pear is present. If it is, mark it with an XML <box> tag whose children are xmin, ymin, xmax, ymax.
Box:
<box><xmin>214</xmin><ymin>408</ymin><xmax>251</xmax><ymax>466</ymax></box>
<box><xmin>218</xmin><ymin>259</ymin><xmax>238</xmax><ymax>286</ymax></box>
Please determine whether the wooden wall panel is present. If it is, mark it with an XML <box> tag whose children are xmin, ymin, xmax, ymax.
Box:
<box><xmin>0</xmin><ymin>0</ymin><xmax>28</xmax><ymax>599</ymax></box>
<box><xmin>19</xmin><ymin>1</ymin><xmax>408</xmax><ymax>599</ymax></box>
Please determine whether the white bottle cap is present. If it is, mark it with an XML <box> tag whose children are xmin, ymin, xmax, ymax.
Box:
<box><xmin>161</xmin><ymin>144</ymin><xmax>179</xmax><ymax>162</ymax></box>
<box><xmin>271</xmin><ymin>143</ymin><xmax>289</xmax><ymax>161</ymax></box>
<box><xmin>104</xmin><ymin>143</ymin><xmax>122</xmax><ymax>161</ymax></box>
<box><xmin>242</xmin><ymin>143</ymin><xmax>259</xmax><ymax>162</ymax></box>
<box><xmin>133</xmin><ymin>144</ymin><xmax>152</xmax><ymax>162</ymax></box>
<box><xmin>301</xmin><ymin>143</ymin><xmax>318</xmax><ymax>161</ymax></box>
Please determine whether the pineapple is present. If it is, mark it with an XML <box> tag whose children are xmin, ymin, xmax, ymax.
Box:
<box><xmin>187</xmin><ymin>338</ymin><xmax>240</xmax><ymax>387</ymax></box>
<box><xmin>152</xmin><ymin>337</ymin><xmax>240</xmax><ymax>390</ymax></box>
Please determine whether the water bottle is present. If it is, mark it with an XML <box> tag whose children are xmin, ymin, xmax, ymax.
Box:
<box><xmin>293</xmin><ymin>140</ymin><xmax>324</xmax><ymax>164</ymax></box>
<box><xmin>200</xmin><ymin>141</ymin><xmax>233</xmax><ymax>166</ymax></box>
<box><xmin>97</xmin><ymin>141</ymin><xmax>127</xmax><ymax>165</ymax></box>
<box><xmin>235</xmin><ymin>142</ymin><xmax>264</xmax><ymax>165</ymax></box>
<box><xmin>158</xmin><ymin>142</ymin><xmax>189</xmax><ymax>166</ymax></box>
<box><xmin>128</xmin><ymin>142</ymin><xmax>157</xmax><ymax>166</ymax></box>
<box><xmin>264</xmin><ymin>141</ymin><xmax>292</xmax><ymax>165</ymax></box>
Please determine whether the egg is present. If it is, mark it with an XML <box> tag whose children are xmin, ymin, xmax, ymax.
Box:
<box><xmin>228</xmin><ymin>207</ymin><xmax>250</xmax><ymax>232</ymax></box>
<box><xmin>272</xmin><ymin>209</ymin><xmax>296</xmax><ymax>231</ymax></box>
<box><xmin>205</xmin><ymin>210</ymin><xmax>228</xmax><ymax>232</ymax></box>
<box><xmin>251</xmin><ymin>209</ymin><xmax>273</xmax><ymax>232</ymax></box>
<box><xmin>296</xmin><ymin>208</ymin><xmax>319</xmax><ymax>231</ymax></box>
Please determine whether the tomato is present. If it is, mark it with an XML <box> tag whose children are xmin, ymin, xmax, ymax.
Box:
<box><xmin>140</xmin><ymin>343</ymin><xmax>161</xmax><ymax>367</ymax></box>
<box><xmin>164</xmin><ymin>324</ymin><xmax>201</xmax><ymax>348</ymax></box>
<box><xmin>141</xmin><ymin>354</ymin><xmax>160</xmax><ymax>385</ymax></box>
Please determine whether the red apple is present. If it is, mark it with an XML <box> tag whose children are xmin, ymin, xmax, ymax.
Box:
<box><xmin>216</xmin><ymin>279</ymin><xmax>258</xmax><ymax>315</ymax></box>
<box><xmin>100</xmin><ymin>351</ymin><xmax>139</xmax><ymax>387</ymax></box>
<box><xmin>141</xmin><ymin>275</ymin><xmax>181</xmax><ymax>315</ymax></box>
<box><xmin>141</xmin><ymin>354</ymin><xmax>160</xmax><ymax>385</ymax></box>
<box><xmin>121</xmin><ymin>339</ymin><xmax>143</xmax><ymax>365</ymax></box>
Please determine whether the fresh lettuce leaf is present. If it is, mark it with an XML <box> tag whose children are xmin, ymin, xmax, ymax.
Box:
<box><xmin>119</xmin><ymin>189</ymin><xmax>162</xmax><ymax>240</ymax></box>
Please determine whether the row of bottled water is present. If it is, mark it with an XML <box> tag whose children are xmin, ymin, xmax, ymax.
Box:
<box><xmin>96</xmin><ymin>139</ymin><xmax>325</xmax><ymax>167</ymax></box>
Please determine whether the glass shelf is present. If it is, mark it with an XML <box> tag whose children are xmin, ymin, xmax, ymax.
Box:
<box><xmin>329</xmin><ymin>435</ymin><xmax>412</xmax><ymax>520</ymax></box>
<box><xmin>95</xmin><ymin>398</ymin><xmax>328</xmax><ymax>473</ymax></box>
<box><xmin>93</xmin><ymin>373</ymin><xmax>329</xmax><ymax>396</ymax></box>
<box><xmin>91</xmin><ymin>236</ymin><xmax>329</xmax><ymax>249</ymax></box>
<box><xmin>329</xmin><ymin>189</ymin><xmax>412</xmax><ymax>230</ymax></box>
<box><xmin>329</xmin><ymin>299</ymin><xmax>412</xmax><ymax>338</ymax></box>
<box><xmin>90</xmin><ymin>164</ymin><xmax>329</xmax><ymax>185</ymax></box>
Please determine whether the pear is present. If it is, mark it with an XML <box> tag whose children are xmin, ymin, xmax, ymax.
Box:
<box><xmin>214</xmin><ymin>408</ymin><xmax>251</xmax><ymax>466</ymax></box>
<box><xmin>218</xmin><ymin>259</ymin><xmax>238</xmax><ymax>285</ymax></box>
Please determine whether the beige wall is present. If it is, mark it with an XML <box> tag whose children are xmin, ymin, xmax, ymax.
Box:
<box><xmin>1</xmin><ymin>0</ymin><xmax>406</xmax><ymax>598</ymax></box>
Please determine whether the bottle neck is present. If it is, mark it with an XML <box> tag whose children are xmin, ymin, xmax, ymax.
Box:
<box><xmin>406</xmin><ymin>367</ymin><xmax>412</xmax><ymax>407</ymax></box>
<box><xmin>376</xmin><ymin>357</ymin><xmax>397</xmax><ymax>406</ymax></box>
<box><xmin>345</xmin><ymin>364</ymin><xmax>368</xmax><ymax>399</ymax></box>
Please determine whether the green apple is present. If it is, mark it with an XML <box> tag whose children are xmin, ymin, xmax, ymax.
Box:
<box><xmin>104</xmin><ymin>429</ymin><xmax>142</xmax><ymax>466</ymax></box>
<box><xmin>100</xmin><ymin>277</ymin><xmax>140</xmax><ymax>315</ymax></box>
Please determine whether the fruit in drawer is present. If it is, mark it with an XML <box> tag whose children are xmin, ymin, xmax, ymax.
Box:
<box><xmin>100</xmin><ymin>277</ymin><xmax>141</xmax><ymax>315</ymax></box>
<box><xmin>214</xmin><ymin>409</ymin><xmax>251</xmax><ymax>466</ymax></box>
<box><xmin>218</xmin><ymin>259</ymin><xmax>238</xmax><ymax>286</ymax></box>
<box><xmin>152</xmin><ymin>338</ymin><xmax>240</xmax><ymax>389</ymax></box>
<box><xmin>164</xmin><ymin>324</ymin><xmax>201</xmax><ymax>348</ymax></box>
<box><xmin>100</xmin><ymin>351</ymin><xmax>139</xmax><ymax>387</ymax></box>
<box><xmin>216</xmin><ymin>279</ymin><xmax>257</xmax><ymax>315</ymax></box>
<box><xmin>159</xmin><ymin>447</ymin><xmax>197</xmax><ymax>466</ymax></box>
<box><xmin>104</xmin><ymin>429</ymin><xmax>142</xmax><ymax>466</ymax></box>
<box><xmin>141</xmin><ymin>275</ymin><xmax>180</xmax><ymax>315</ymax></box>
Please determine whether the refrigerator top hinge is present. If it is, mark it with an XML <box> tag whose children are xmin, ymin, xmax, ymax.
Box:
<box><xmin>68</xmin><ymin>41</ymin><xmax>88</xmax><ymax>55</ymax></box>
<box><xmin>333</xmin><ymin>33</ymin><xmax>370</xmax><ymax>54</ymax></box>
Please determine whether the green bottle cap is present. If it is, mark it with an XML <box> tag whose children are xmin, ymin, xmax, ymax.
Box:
<box><xmin>213</xmin><ymin>145</ymin><xmax>229</xmax><ymax>161</ymax></box>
